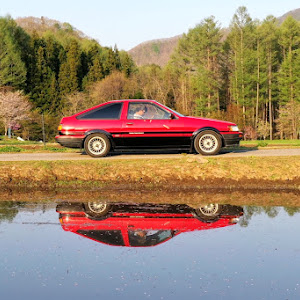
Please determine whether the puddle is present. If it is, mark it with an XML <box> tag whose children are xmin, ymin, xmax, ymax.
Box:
<box><xmin>0</xmin><ymin>196</ymin><xmax>300</xmax><ymax>299</ymax></box>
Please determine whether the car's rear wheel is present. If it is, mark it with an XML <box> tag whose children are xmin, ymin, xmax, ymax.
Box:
<box><xmin>84</xmin><ymin>201</ymin><xmax>111</xmax><ymax>219</ymax></box>
<box><xmin>84</xmin><ymin>133</ymin><xmax>110</xmax><ymax>157</ymax></box>
<box><xmin>194</xmin><ymin>130</ymin><xmax>222</xmax><ymax>155</ymax></box>
<box><xmin>193</xmin><ymin>204</ymin><xmax>222</xmax><ymax>222</ymax></box>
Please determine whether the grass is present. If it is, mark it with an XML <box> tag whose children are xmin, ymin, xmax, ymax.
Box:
<box><xmin>241</xmin><ymin>139</ymin><xmax>300</xmax><ymax>147</ymax></box>
<box><xmin>0</xmin><ymin>139</ymin><xmax>78</xmax><ymax>153</ymax></box>
<box><xmin>42</xmin><ymin>146</ymin><xmax>68</xmax><ymax>152</ymax></box>
<box><xmin>0</xmin><ymin>136</ymin><xmax>41</xmax><ymax>145</ymax></box>
<box><xmin>0</xmin><ymin>146</ymin><xmax>23</xmax><ymax>153</ymax></box>
<box><xmin>0</xmin><ymin>156</ymin><xmax>299</xmax><ymax>190</ymax></box>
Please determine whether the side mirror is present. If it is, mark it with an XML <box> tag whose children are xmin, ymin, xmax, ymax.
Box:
<box><xmin>170</xmin><ymin>113</ymin><xmax>176</xmax><ymax>120</ymax></box>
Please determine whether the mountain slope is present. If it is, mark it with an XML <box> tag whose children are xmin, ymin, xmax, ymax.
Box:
<box><xmin>128</xmin><ymin>35</ymin><xmax>181</xmax><ymax>67</ymax></box>
<box><xmin>15</xmin><ymin>17</ymin><xmax>90</xmax><ymax>46</ymax></box>
<box><xmin>277</xmin><ymin>8</ymin><xmax>300</xmax><ymax>23</ymax></box>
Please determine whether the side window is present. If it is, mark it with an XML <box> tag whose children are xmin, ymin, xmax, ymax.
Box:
<box><xmin>78</xmin><ymin>103</ymin><xmax>123</xmax><ymax>120</ymax></box>
<box><xmin>128</xmin><ymin>230</ymin><xmax>172</xmax><ymax>247</ymax></box>
<box><xmin>128</xmin><ymin>103</ymin><xmax>170</xmax><ymax>120</ymax></box>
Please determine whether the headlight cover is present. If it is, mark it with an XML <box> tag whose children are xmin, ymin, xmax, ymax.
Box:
<box><xmin>228</xmin><ymin>125</ymin><xmax>239</xmax><ymax>132</ymax></box>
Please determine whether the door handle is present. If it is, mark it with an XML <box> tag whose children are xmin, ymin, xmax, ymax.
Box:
<box><xmin>126</xmin><ymin>123</ymin><xmax>133</xmax><ymax>125</ymax></box>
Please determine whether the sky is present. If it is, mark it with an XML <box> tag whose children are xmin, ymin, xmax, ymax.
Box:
<box><xmin>0</xmin><ymin>0</ymin><xmax>299</xmax><ymax>51</ymax></box>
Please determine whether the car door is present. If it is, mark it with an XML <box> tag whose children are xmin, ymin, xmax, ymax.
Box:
<box><xmin>122</xmin><ymin>102</ymin><xmax>189</xmax><ymax>148</ymax></box>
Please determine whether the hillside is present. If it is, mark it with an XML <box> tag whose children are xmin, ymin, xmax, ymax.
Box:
<box><xmin>277</xmin><ymin>8</ymin><xmax>300</xmax><ymax>23</ymax></box>
<box><xmin>15</xmin><ymin>17</ymin><xmax>91</xmax><ymax>46</ymax></box>
<box><xmin>129</xmin><ymin>8</ymin><xmax>300</xmax><ymax>67</ymax></box>
<box><xmin>128</xmin><ymin>35</ymin><xmax>181</xmax><ymax>67</ymax></box>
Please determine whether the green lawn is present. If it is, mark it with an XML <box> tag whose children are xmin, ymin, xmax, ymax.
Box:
<box><xmin>241</xmin><ymin>139</ymin><xmax>300</xmax><ymax>147</ymax></box>
<box><xmin>0</xmin><ymin>136</ymin><xmax>41</xmax><ymax>145</ymax></box>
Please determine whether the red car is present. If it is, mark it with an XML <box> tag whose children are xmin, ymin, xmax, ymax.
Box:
<box><xmin>57</xmin><ymin>202</ymin><xmax>243</xmax><ymax>247</ymax></box>
<box><xmin>56</xmin><ymin>100</ymin><xmax>243</xmax><ymax>157</ymax></box>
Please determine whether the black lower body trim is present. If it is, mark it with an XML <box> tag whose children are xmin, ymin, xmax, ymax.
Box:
<box><xmin>56</xmin><ymin>137</ymin><xmax>84</xmax><ymax>148</ymax></box>
<box><xmin>119</xmin><ymin>136</ymin><xmax>191</xmax><ymax>148</ymax></box>
<box><xmin>222</xmin><ymin>134</ymin><xmax>243</xmax><ymax>147</ymax></box>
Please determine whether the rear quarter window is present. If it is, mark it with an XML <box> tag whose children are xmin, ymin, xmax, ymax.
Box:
<box><xmin>77</xmin><ymin>102</ymin><xmax>123</xmax><ymax>120</ymax></box>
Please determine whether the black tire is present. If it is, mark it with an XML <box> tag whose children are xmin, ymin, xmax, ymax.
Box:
<box><xmin>84</xmin><ymin>133</ymin><xmax>111</xmax><ymax>157</ymax></box>
<box><xmin>194</xmin><ymin>130</ymin><xmax>222</xmax><ymax>155</ymax></box>
<box><xmin>84</xmin><ymin>201</ymin><xmax>111</xmax><ymax>219</ymax></box>
<box><xmin>193</xmin><ymin>204</ymin><xmax>222</xmax><ymax>222</ymax></box>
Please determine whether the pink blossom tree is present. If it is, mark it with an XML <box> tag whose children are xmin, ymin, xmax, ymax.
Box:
<box><xmin>0</xmin><ymin>90</ymin><xmax>32</xmax><ymax>136</ymax></box>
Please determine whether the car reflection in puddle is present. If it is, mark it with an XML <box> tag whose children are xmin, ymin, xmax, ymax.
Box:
<box><xmin>57</xmin><ymin>202</ymin><xmax>243</xmax><ymax>247</ymax></box>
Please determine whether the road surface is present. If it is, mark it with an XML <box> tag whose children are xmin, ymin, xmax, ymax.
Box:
<box><xmin>0</xmin><ymin>148</ymin><xmax>299</xmax><ymax>161</ymax></box>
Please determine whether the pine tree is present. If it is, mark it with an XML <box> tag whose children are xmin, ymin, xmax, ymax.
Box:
<box><xmin>31</xmin><ymin>45</ymin><xmax>56</xmax><ymax>111</ymax></box>
<box><xmin>259</xmin><ymin>16</ymin><xmax>280</xmax><ymax>139</ymax></box>
<box><xmin>102</xmin><ymin>47</ymin><xmax>117</xmax><ymax>75</ymax></box>
<box><xmin>278</xmin><ymin>16</ymin><xmax>300</xmax><ymax>138</ymax></box>
<box><xmin>58</xmin><ymin>39</ymin><xmax>82</xmax><ymax>95</ymax></box>
<box><xmin>119</xmin><ymin>51</ymin><xmax>136</xmax><ymax>77</ymax></box>
<box><xmin>169</xmin><ymin>17</ymin><xmax>223</xmax><ymax>116</ymax></box>
<box><xmin>0</xmin><ymin>17</ymin><xmax>27</xmax><ymax>89</ymax></box>
<box><xmin>87</xmin><ymin>56</ymin><xmax>104</xmax><ymax>82</ymax></box>
<box><xmin>226</xmin><ymin>7</ymin><xmax>256</xmax><ymax>127</ymax></box>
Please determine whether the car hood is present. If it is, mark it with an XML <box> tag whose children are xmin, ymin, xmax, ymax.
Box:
<box><xmin>183</xmin><ymin>116</ymin><xmax>237</xmax><ymax>131</ymax></box>
<box><xmin>184</xmin><ymin>116</ymin><xmax>235</xmax><ymax>125</ymax></box>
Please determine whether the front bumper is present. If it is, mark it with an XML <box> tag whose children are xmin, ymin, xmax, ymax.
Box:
<box><xmin>222</xmin><ymin>132</ymin><xmax>243</xmax><ymax>147</ymax></box>
<box><xmin>55</xmin><ymin>135</ymin><xmax>84</xmax><ymax>148</ymax></box>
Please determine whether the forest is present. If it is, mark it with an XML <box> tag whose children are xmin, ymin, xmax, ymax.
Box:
<box><xmin>0</xmin><ymin>6</ymin><xmax>300</xmax><ymax>141</ymax></box>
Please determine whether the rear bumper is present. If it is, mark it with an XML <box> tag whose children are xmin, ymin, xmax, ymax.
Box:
<box><xmin>56</xmin><ymin>202</ymin><xmax>84</xmax><ymax>213</ymax></box>
<box><xmin>55</xmin><ymin>135</ymin><xmax>84</xmax><ymax>148</ymax></box>
<box><xmin>221</xmin><ymin>133</ymin><xmax>243</xmax><ymax>147</ymax></box>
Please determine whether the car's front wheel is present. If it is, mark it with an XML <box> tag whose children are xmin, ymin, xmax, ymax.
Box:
<box><xmin>193</xmin><ymin>204</ymin><xmax>222</xmax><ymax>222</ymax></box>
<box><xmin>194</xmin><ymin>130</ymin><xmax>222</xmax><ymax>155</ymax></box>
<box><xmin>84</xmin><ymin>133</ymin><xmax>111</xmax><ymax>157</ymax></box>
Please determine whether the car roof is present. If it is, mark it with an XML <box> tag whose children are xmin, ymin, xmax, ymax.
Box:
<box><xmin>109</xmin><ymin>99</ymin><xmax>158</xmax><ymax>103</ymax></box>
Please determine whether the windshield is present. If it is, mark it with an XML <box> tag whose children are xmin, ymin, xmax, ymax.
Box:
<box><xmin>166</xmin><ymin>107</ymin><xmax>184</xmax><ymax>117</ymax></box>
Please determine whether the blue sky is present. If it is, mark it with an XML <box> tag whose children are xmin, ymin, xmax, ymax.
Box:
<box><xmin>0</xmin><ymin>0</ymin><xmax>299</xmax><ymax>50</ymax></box>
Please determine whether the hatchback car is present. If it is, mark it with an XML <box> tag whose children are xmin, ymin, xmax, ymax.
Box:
<box><xmin>56</xmin><ymin>100</ymin><xmax>243</xmax><ymax>157</ymax></box>
<box><xmin>57</xmin><ymin>201</ymin><xmax>243</xmax><ymax>247</ymax></box>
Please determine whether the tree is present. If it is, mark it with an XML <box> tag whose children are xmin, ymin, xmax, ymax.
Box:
<box><xmin>0</xmin><ymin>202</ymin><xmax>20</xmax><ymax>223</ymax></box>
<box><xmin>86</xmin><ymin>55</ymin><xmax>104</xmax><ymax>83</ymax></box>
<box><xmin>137</xmin><ymin>64</ymin><xmax>168</xmax><ymax>104</ymax></box>
<box><xmin>276</xmin><ymin>101</ymin><xmax>300</xmax><ymax>139</ymax></box>
<box><xmin>62</xmin><ymin>92</ymin><xmax>90</xmax><ymax>116</ymax></box>
<box><xmin>226</xmin><ymin>7</ymin><xmax>256</xmax><ymax>127</ymax></box>
<box><xmin>119</xmin><ymin>50</ymin><xmax>136</xmax><ymax>77</ymax></box>
<box><xmin>88</xmin><ymin>71</ymin><xmax>137</xmax><ymax>105</ymax></box>
<box><xmin>0</xmin><ymin>89</ymin><xmax>32</xmax><ymax>136</ymax></box>
<box><xmin>58</xmin><ymin>39</ymin><xmax>82</xmax><ymax>95</ymax></box>
<box><xmin>278</xmin><ymin>17</ymin><xmax>300</xmax><ymax>139</ymax></box>
<box><xmin>0</xmin><ymin>17</ymin><xmax>27</xmax><ymax>89</ymax></box>
<box><xmin>30</xmin><ymin>44</ymin><xmax>58</xmax><ymax>112</ymax></box>
<box><xmin>169</xmin><ymin>17</ymin><xmax>223</xmax><ymax>116</ymax></box>
<box><xmin>258</xmin><ymin>16</ymin><xmax>280</xmax><ymax>139</ymax></box>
